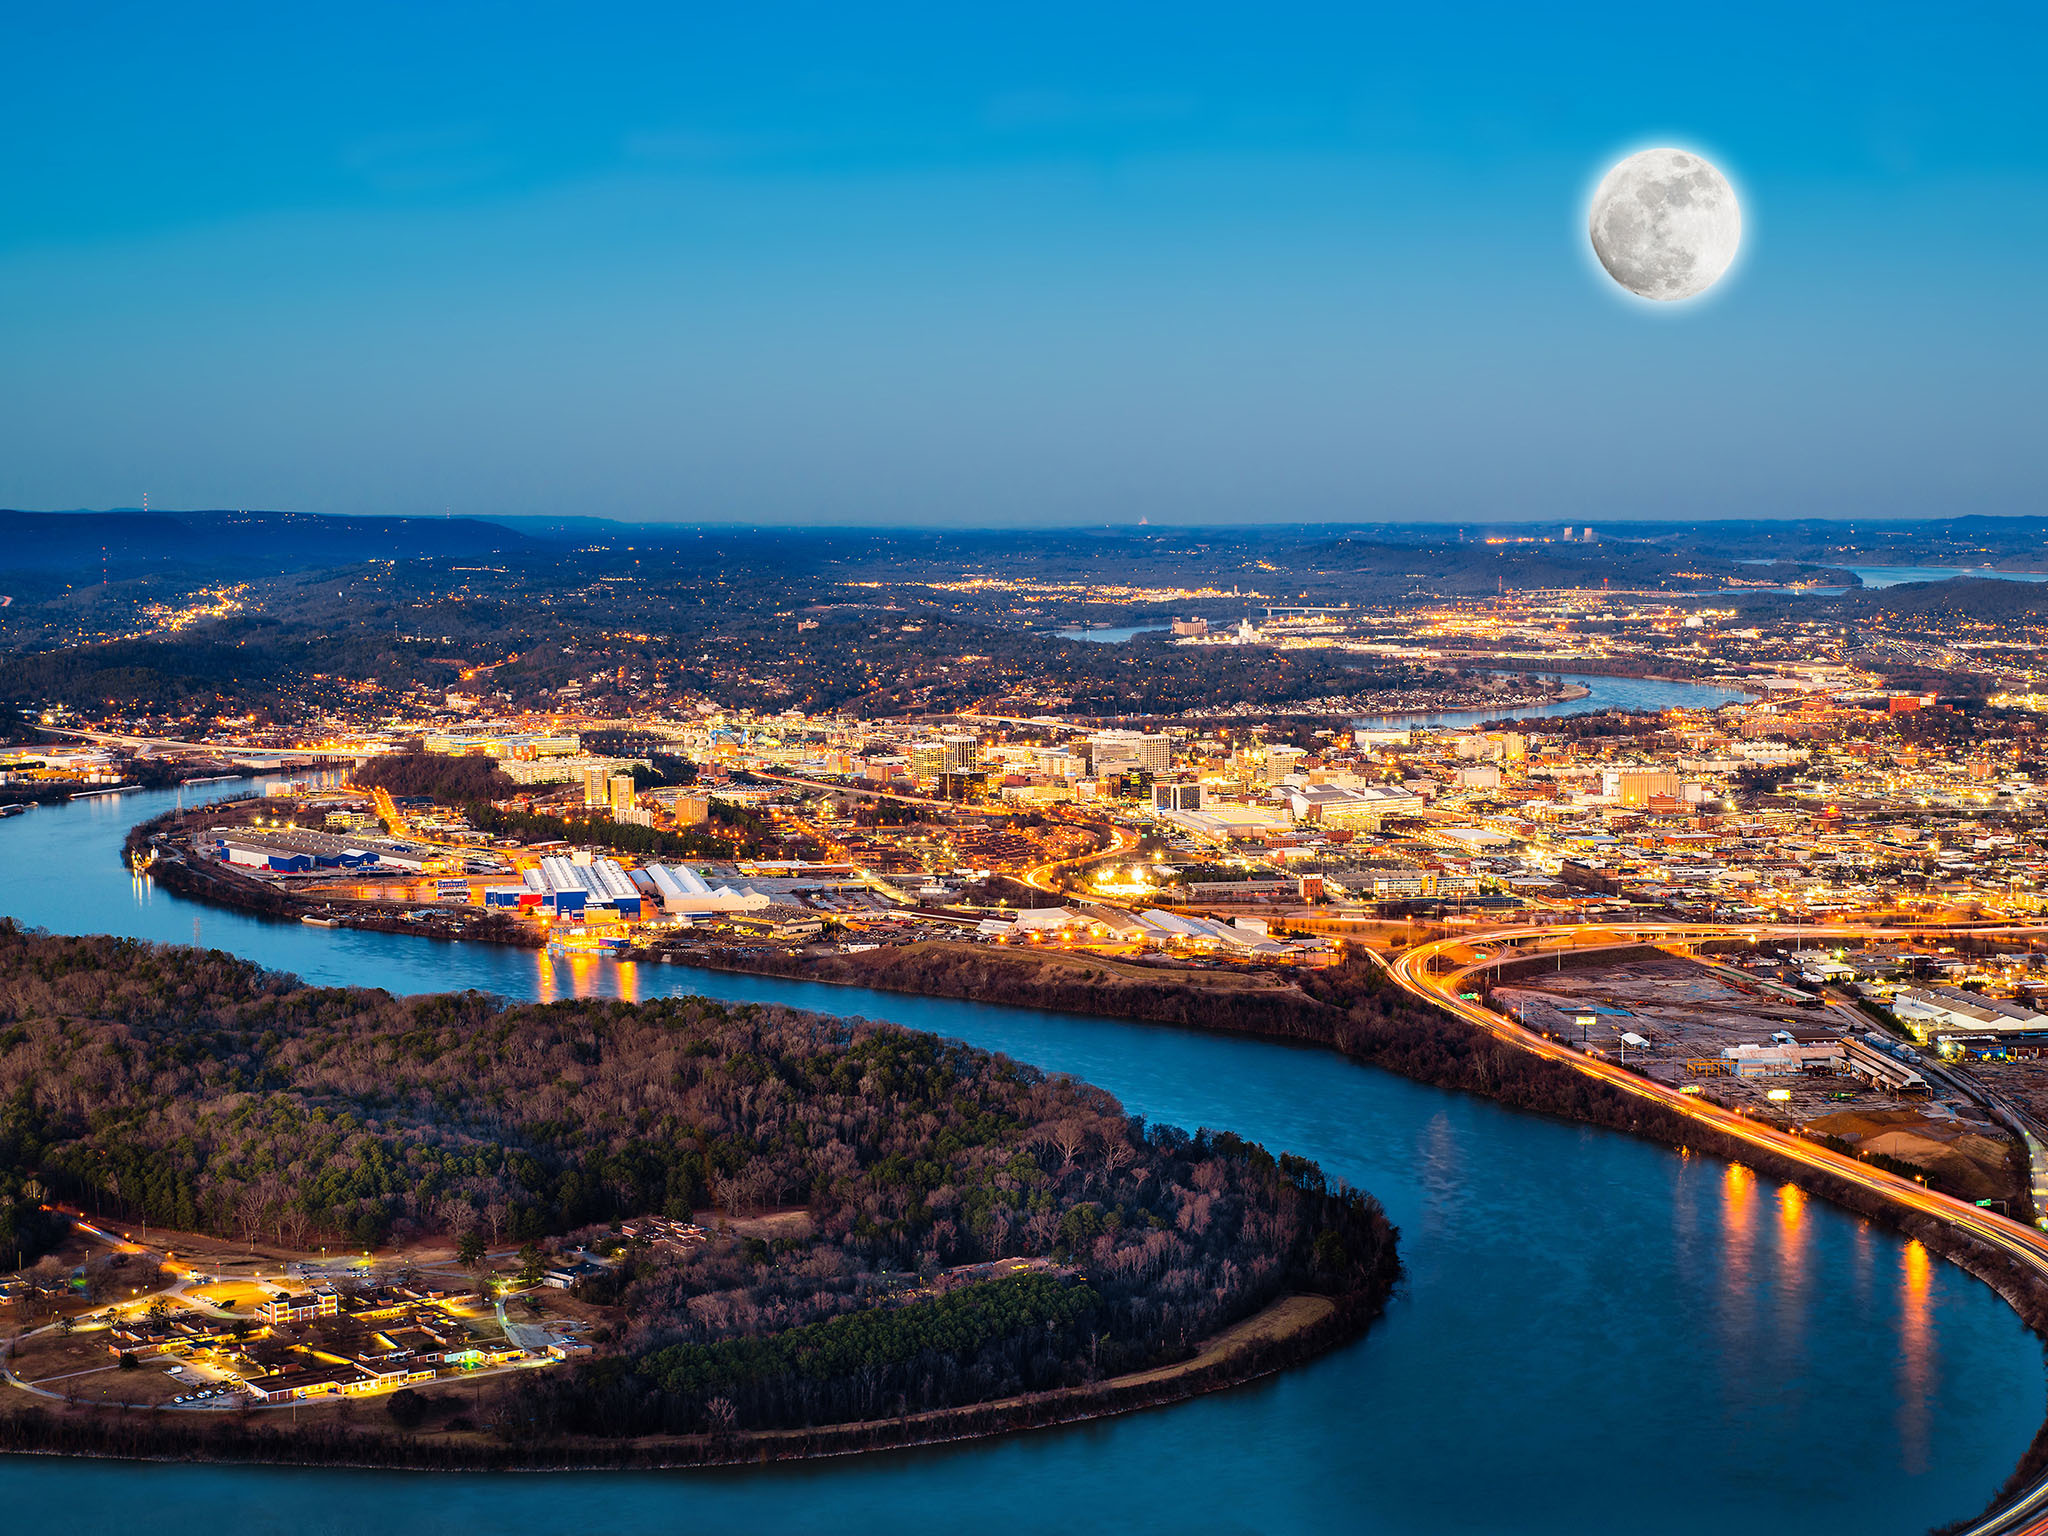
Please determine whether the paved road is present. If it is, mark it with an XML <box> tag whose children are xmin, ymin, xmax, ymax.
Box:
<box><xmin>1020</xmin><ymin>821</ymin><xmax>1141</xmax><ymax>897</ymax></box>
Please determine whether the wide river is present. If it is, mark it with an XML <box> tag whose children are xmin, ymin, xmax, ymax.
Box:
<box><xmin>2</xmin><ymin>692</ymin><xmax>2039</xmax><ymax>1535</ymax></box>
<box><xmin>1350</xmin><ymin>671</ymin><xmax>1754</xmax><ymax>732</ymax></box>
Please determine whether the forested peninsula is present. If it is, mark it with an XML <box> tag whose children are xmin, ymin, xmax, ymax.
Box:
<box><xmin>0</xmin><ymin>924</ymin><xmax>1398</xmax><ymax>1465</ymax></box>
<box><xmin>706</xmin><ymin>941</ymin><xmax>2048</xmax><ymax>1366</ymax></box>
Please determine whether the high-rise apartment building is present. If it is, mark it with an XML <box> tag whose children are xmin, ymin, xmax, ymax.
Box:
<box><xmin>1087</xmin><ymin>730</ymin><xmax>1170</xmax><ymax>776</ymax></box>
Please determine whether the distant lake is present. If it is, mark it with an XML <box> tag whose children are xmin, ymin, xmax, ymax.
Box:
<box><xmin>1055</xmin><ymin>625</ymin><xmax>1168</xmax><ymax>643</ymax></box>
<box><xmin>1847</xmin><ymin>565</ymin><xmax>2048</xmax><ymax>588</ymax></box>
<box><xmin>1353</xmin><ymin>671</ymin><xmax>1751</xmax><ymax>731</ymax></box>
<box><xmin>1739</xmin><ymin>562</ymin><xmax>2048</xmax><ymax>592</ymax></box>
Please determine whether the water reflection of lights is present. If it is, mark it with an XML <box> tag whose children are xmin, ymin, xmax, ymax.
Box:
<box><xmin>1414</xmin><ymin>1111</ymin><xmax>1461</xmax><ymax>1236</ymax></box>
<box><xmin>1671</xmin><ymin>1154</ymin><xmax>1697</xmax><ymax>1241</ymax></box>
<box><xmin>1723</xmin><ymin>1163</ymin><xmax>1754</xmax><ymax>1232</ymax></box>
<box><xmin>616</xmin><ymin>960</ymin><xmax>639</xmax><ymax>1004</ymax></box>
<box><xmin>1778</xmin><ymin>1181</ymin><xmax>1804</xmax><ymax>1235</ymax></box>
<box><xmin>1390</xmin><ymin>922</ymin><xmax>2048</xmax><ymax>1518</ymax></box>
<box><xmin>1716</xmin><ymin>1163</ymin><xmax>1758</xmax><ymax>1375</ymax></box>
<box><xmin>1850</xmin><ymin>1222</ymin><xmax>1874</xmax><ymax>1314</ymax></box>
<box><xmin>1775</xmin><ymin>1183</ymin><xmax>1809</xmax><ymax>1360</ymax></box>
<box><xmin>533</xmin><ymin>948</ymin><xmax>608</xmax><ymax>1003</ymax></box>
<box><xmin>1900</xmin><ymin>1239</ymin><xmax>1934</xmax><ymax>1476</ymax></box>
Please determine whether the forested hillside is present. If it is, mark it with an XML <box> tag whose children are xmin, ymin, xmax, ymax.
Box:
<box><xmin>0</xmin><ymin>924</ymin><xmax>1396</xmax><ymax>1434</ymax></box>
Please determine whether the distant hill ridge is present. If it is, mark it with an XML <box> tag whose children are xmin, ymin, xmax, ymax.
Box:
<box><xmin>0</xmin><ymin>508</ymin><xmax>534</xmax><ymax>573</ymax></box>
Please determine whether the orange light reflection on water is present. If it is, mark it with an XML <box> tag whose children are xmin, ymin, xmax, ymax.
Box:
<box><xmin>1849</xmin><ymin>1223</ymin><xmax>1875</xmax><ymax>1326</ymax></box>
<box><xmin>1723</xmin><ymin>1163</ymin><xmax>1754</xmax><ymax>1239</ymax></box>
<box><xmin>1716</xmin><ymin>1163</ymin><xmax>1758</xmax><ymax>1377</ymax></box>
<box><xmin>1777</xmin><ymin>1181</ymin><xmax>1803</xmax><ymax>1231</ymax></box>
<box><xmin>1671</xmin><ymin>1150</ymin><xmax>1696</xmax><ymax>1244</ymax></box>
<box><xmin>533</xmin><ymin>947</ymin><xmax>613</xmax><ymax>1003</ymax></box>
<box><xmin>1774</xmin><ymin>1182</ymin><xmax>1810</xmax><ymax>1359</ymax></box>
<box><xmin>1899</xmin><ymin>1239</ymin><xmax>1933</xmax><ymax>1476</ymax></box>
<box><xmin>1777</xmin><ymin>1182</ymin><xmax>1807</xmax><ymax>1288</ymax></box>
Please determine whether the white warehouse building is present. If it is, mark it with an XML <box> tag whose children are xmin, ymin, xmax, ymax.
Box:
<box><xmin>637</xmin><ymin>863</ymin><xmax>772</xmax><ymax>916</ymax></box>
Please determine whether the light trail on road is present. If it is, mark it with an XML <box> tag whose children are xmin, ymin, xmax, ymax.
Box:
<box><xmin>1386</xmin><ymin>920</ymin><xmax>2048</xmax><ymax>1536</ymax></box>
<box><xmin>1020</xmin><ymin>821</ymin><xmax>1141</xmax><ymax>898</ymax></box>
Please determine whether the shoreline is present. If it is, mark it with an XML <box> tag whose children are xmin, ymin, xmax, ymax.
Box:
<box><xmin>124</xmin><ymin>810</ymin><xmax>544</xmax><ymax>949</ymax></box>
<box><xmin>0</xmin><ymin>1291</ymin><xmax>1373</xmax><ymax>1473</ymax></box>
<box><xmin>91</xmin><ymin>809</ymin><xmax>2048</xmax><ymax>1518</ymax></box>
<box><xmin>1344</xmin><ymin>679</ymin><xmax>1592</xmax><ymax>723</ymax></box>
<box><xmin>672</xmin><ymin>938</ymin><xmax>2048</xmax><ymax>1530</ymax></box>
<box><xmin>0</xmin><ymin>906</ymin><xmax>1397</xmax><ymax>1474</ymax></box>
<box><xmin>1460</xmin><ymin>660</ymin><xmax>1762</xmax><ymax>693</ymax></box>
<box><xmin>14</xmin><ymin>925</ymin><xmax>2048</xmax><ymax>1510</ymax></box>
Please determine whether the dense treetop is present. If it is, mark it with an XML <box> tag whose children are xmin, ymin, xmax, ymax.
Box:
<box><xmin>0</xmin><ymin>923</ymin><xmax>1395</xmax><ymax>1433</ymax></box>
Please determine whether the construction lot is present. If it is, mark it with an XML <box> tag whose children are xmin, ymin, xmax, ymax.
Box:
<box><xmin>1486</xmin><ymin>949</ymin><xmax>2018</xmax><ymax>1201</ymax></box>
<box><xmin>1489</xmin><ymin>951</ymin><xmax>1863</xmax><ymax>1100</ymax></box>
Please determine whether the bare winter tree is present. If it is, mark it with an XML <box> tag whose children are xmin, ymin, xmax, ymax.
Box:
<box><xmin>1051</xmin><ymin>1120</ymin><xmax>1089</xmax><ymax>1179</ymax></box>
<box><xmin>264</xmin><ymin>1176</ymin><xmax>292</xmax><ymax>1246</ymax></box>
<box><xmin>0</xmin><ymin>927</ymin><xmax>1400</xmax><ymax>1444</ymax></box>
<box><xmin>234</xmin><ymin>1184</ymin><xmax>269</xmax><ymax>1251</ymax></box>
<box><xmin>705</xmin><ymin>1395</ymin><xmax>738</xmax><ymax>1441</ymax></box>
<box><xmin>710</xmin><ymin>1172</ymin><xmax>742</xmax><ymax>1218</ymax></box>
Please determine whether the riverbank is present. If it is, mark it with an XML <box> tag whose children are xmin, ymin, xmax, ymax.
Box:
<box><xmin>673</xmin><ymin>938</ymin><xmax>2048</xmax><ymax>1268</ymax></box>
<box><xmin>104</xmin><ymin>807</ymin><xmax>2048</xmax><ymax>1373</ymax></box>
<box><xmin>680</xmin><ymin>939</ymin><xmax>1335</xmax><ymax>1034</ymax></box>
<box><xmin>148</xmin><ymin>817</ymin><xmax>2048</xmax><ymax>1298</ymax></box>
<box><xmin>2</xmin><ymin>780</ymin><xmax>153</xmax><ymax>808</ymax></box>
<box><xmin>5</xmin><ymin>925</ymin><xmax>2045</xmax><ymax>1521</ymax></box>
<box><xmin>0</xmin><ymin>924</ymin><xmax>1401</xmax><ymax>1476</ymax></box>
<box><xmin>2</xmin><ymin>775</ymin><xmax>2034</xmax><ymax>1530</ymax></box>
<box><xmin>124</xmin><ymin>809</ymin><xmax>542</xmax><ymax>947</ymax></box>
<box><xmin>0</xmin><ymin>1290</ymin><xmax>1366</xmax><ymax>1472</ymax></box>
<box><xmin>0</xmin><ymin>764</ymin><xmax>258</xmax><ymax>809</ymax></box>
<box><xmin>1348</xmin><ymin>680</ymin><xmax>1591</xmax><ymax>723</ymax></box>
<box><xmin>1450</xmin><ymin>656</ymin><xmax>1756</xmax><ymax>689</ymax></box>
<box><xmin>680</xmin><ymin>933</ymin><xmax>2048</xmax><ymax>1531</ymax></box>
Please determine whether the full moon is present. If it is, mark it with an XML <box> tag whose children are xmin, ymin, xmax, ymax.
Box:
<box><xmin>1588</xmin><ymin>148</ymin><xmax>1741</xmax><ymax>302</ymax></box>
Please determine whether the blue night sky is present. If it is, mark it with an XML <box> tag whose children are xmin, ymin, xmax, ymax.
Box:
<box><xmin>2</xmin><ymin>3</ymin><xmax>2043</xmax><ymax>526</ymax></box>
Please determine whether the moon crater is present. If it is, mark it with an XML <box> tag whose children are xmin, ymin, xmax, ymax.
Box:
<box><xmin>1588</xmin><ymin>148</ymin><xmax>1741</xmax><ymax>302</ymax></box>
